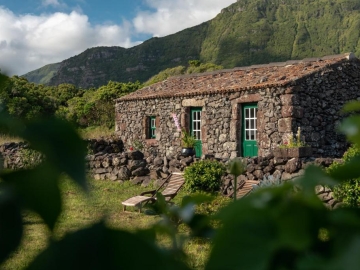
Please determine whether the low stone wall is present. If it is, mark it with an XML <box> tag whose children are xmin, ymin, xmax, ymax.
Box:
<box><xmin>1</xmin><ymin>140</ymin><xmax>343</xmax><ymax>208</ymax></box>
<box><xmin>0</xmin><ymin>142</ymin><xmax>33</xmax><ymax>169</ymax></box>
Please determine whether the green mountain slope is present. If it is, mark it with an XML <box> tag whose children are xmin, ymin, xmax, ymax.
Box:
<box><xmin>22</xmin><ymin>63</ymin><xmax>61</xmax><ymax>85</ymax></box>
<box><xmin>23</xmin><ymin>0</ymin><xmax>360</xmax><ymax>88</ymax></box>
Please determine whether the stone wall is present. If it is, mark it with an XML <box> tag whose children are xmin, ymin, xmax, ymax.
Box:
<box><xmin>292</xmin><ymin>60</ymin><xmax>360</xmax><ymax>157</ymax></box>
<box><xmin>0</xmin><ymin>141</ymin><xmax>343</xmax><ymax>208</ymax></box>
<box><xmin>115</xmin><ymin>59</ymin><xmax>360</xmax><ymax>159</ymax></box>
<box><xmin>0</xmin><ymin>142</ymin><xmax>34</xmax><ymax>169</ymax></box>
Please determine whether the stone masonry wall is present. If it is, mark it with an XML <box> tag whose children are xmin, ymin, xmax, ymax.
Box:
<box><xmin>115</xmin><ymin>60</ymin><xmax>360</xmax><ymax>159</ymax></box>
<box><xmin>294</xmin><ymin>60</ymin><xmax>360</xmax><ymax>157</ymax></box>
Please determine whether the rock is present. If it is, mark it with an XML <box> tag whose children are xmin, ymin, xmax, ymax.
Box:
<box><xmin>131</xmin><ymin>176</ymin><xmax>145</xmax><ymax>185</ymax></box>
<box><xmin>141</xmin><ymin>176</ymin><xmax>152</xmax><ymax>187</ymax></box>
<box><xmin>128</xmin><ymin>150</ymin><xmax>144</xmax><ymax>160</ymax></box>
<box><xmin>109</xmin><ymin>174</ymin><xmax>118</xmax><ymax>181</ymax></box>
<box><xmin>180</xmin><ymin>156</ymin><xmax>193</xmax><ymax>166</ymax></box>
<box><xmin>253</xmin><ymin>170</ymin><xmax>264</xmax><ymax>180</ymax></box>
<box><xmin>160</xmin><ymin>171</ymin><xmax>169</xmax><ymax>178</ymax></box>
<box><xmin>128</xmin><ymin>160</ymin><xmax>147</xmax><ymax>171</ymax></box>
<box><xmin>118</xmin><ymin>167</ymin><xmax>131</xmax><ymax>180</ymax></box>
<box><xmin>285</xmin><ymin>158</ymin><xmax>301</xmax><ymax>173</ymax></box>
<box><xmin>149</xmin><ymin>170</ymin><xmax>159</xmax><ymax>180</ymax></box>
<box><xmin>318</xmin><ymin>193</ymin><xmax>332</xmax><ymax>202</ymax></box>
<box><xmin>112</xmin><ymin>157</ymin><xmax>120</xmax><ymax>166</ymax></box>
<box><xmin>281</xmin><ymin>172</ymin><xmax>292</xmax><ymax>181</ymax></box>
<box><xmin>131</xmin><ymin>167</ymin><xmax>150</xmax><ymax>177</ymax></box>
<box><xmin>95</xmin><ymin>168</ymin><xmax>107</xmax><ymax>174</ymax></box>
<box><xmin>153</xmin><ymin>157</ymin><xmax>163</xmax><ymax>166</ymax></box>
<box><xmin>315</xmin><ymin>185</ymin><xmax>325</xmax><ymax>194</ymax></box>
<box><xmin>169</xmin><ymin>159</ymin><xmax>181</xmax><ymax>168</ymax></box>
<box><xmin>247</xmin><ymin>164</ymin><xmax>255</xmax><ymax>173</ymax></box>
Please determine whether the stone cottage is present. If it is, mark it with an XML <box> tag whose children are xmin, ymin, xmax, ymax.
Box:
<box><xmin>115</xmin><ymin>53</ymin><xmax>360</xmax><ymax>159</ymax></box>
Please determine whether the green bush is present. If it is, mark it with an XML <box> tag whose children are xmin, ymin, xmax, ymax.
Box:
<box><xmin>184</xmin><ymin>160</ymin><xmax>226</xmax><ymax>193</ymax></box>
<box><xmin>327</xmin><ymin>144</ymin><xmax>360</xmax><ymax>207</ymax></box>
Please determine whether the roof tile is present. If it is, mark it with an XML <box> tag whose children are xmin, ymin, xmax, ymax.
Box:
<box><xmin>117</xmin><ymin>53</ymin><xmax>356</xmax><ymax>101</ymax></box>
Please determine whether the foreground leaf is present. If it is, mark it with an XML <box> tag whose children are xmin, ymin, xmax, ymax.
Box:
<box><xmin>20</xmin><ymin>118</ymin><xmax>87</xmax><ymax>191</ymax></box>
<box><xmin>0</xmin><ymin>185</ymin><xmax>23</xmax><ymax>264</ymax></box>
<box><xmin>1</xmin><ymin>164</ymin><xmax>61</xmax><ymax>231</ymax></box>
<box><xmin>27</xmin><ymin>222</ymin><xmax>189</xmax><ymax>270</ymax></box>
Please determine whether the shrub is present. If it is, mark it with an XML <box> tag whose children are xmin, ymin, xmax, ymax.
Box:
<box><xmin>184</xmin><ymin>160</ymin><xmax>226</xmax><ymax>192</ymax></box>
<box><xmin>327</xmin><ymin>144</ymin><xmax>360</xmax><ymax>207</ymax></box>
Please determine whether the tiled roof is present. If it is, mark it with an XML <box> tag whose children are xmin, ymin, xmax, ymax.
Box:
<box><xmin>117</xmin><ymin>53</ymin><xmax>356</xmax><ymax>101</ymax></box>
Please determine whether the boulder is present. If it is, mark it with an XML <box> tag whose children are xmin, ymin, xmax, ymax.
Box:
<box><xmin>118</xmin><ymin>167</ymin><xmax>131</xmax><ymax>180</ymax></box>
<box><xmin>128</xmin><ymin>150</ymin><xmax>144</xmax><ymax>160</ymax></box>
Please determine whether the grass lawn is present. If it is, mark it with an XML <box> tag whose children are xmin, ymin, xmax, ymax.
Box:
<box><xmin>2</xmin><ymin>178</ymin><xmax>218</xmax><ymax>270</ymax></box>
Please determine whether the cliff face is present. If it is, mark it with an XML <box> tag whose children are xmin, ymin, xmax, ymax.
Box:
<box><xmin>23</xmin><ymin>0</ymin><xmax>360</xmax><ymax>88</ymax></box>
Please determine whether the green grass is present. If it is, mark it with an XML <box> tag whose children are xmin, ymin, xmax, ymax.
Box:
<box><xmin>78</xmin><ymin>126</ymin><xmax>114</xmax><ymax>140</ymax></box>
<box><xmin>0</xmin><ymin>134</ymin><xmax>22</xmax><ymax>145</ymax></box>
<box><xmin>2</xmin><ymin>178</ymin><xmax>217</xmax><ymax>269</ymax></box>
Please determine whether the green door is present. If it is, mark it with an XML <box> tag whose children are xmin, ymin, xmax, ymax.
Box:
<box><xmin>242</xmin><ymin>104</ymin><xmax>258</xmax><ymax>157</ymax></box>
<box><xmin>191</xmin><ymin>107</ymin><xmax>202</xmax><ymax>158</ymax></box>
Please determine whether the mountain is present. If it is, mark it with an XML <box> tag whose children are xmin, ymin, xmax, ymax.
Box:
<box><xmin>23</xmin><ymin>0</ymin><xmax>360</xmax><ymax>88</ymax></box>
<box><xmin>22</xmin><ymin>63</ymin><xmax>61</xmax><ymax>85</ymax></box>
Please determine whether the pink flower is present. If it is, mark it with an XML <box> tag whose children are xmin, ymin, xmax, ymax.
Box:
<box><xmin>284</xmin><ymin>142</ymin><xmax>288</xmax><ymax>145</ymax></box>
<box><xmin>129</xmin><ymin>146</ymin><xmax>134</xmax><ymax>151</ymax></box>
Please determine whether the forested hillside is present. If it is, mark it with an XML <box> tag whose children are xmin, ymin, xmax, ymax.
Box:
<box><xmin>23</xmin><ymin>0</ymin><xmax>360</xmax><ymax>88</ymax></box>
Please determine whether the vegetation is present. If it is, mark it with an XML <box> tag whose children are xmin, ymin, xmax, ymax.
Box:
<box><xmin>227</xmin><ymin>157</ymin><xmax>247</xmax><ymax>200</ymax></box>
<box><xmin>23</xmin><ymin>0</ymin><xmax>360</xmax><ymax>88</ymax></box>
<box><xmin>184</xmin><ymin>160</ymin><xmax>226</xmax><ymax>192</ymax></box>
<box><xmin>327</xmin><ymin>144</ymin><xmax>360</xmax><ymax>207</ymax></box>
<box><xmin>181</xmin><ymin>128</ymin><xmax>197</xmax><ymax>148</ymax></box>
<box><xmin>280</xmin><ymin>127</ymin><xmax>307</xmax><ymax>148</ymax></box>
<box><xmin>0</xmin><ymin>75</ymin><xmax>141</xmax><ymax>131</ymax></box>
<box><xmin>143</xmin><ymin>61</ymin><xmax>223</xmax><ymax>87</ymax></box>
<box><xmin>4</xmin><ymin>72</ymin><xmax>360</xmax><ymax>268</ymax></box>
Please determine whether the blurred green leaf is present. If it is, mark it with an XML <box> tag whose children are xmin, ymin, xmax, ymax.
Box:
<box><xmin>297</xmin><ymin>165</ymin><xmax>339</xmax><ymax>193</ymax></box>
<box><xmin>181</xmin><ymin>193</ymin><xmax>214</xmax><ymax>208</ymax></box>
<box><xmin>27</xmin><ymin>222</ymin><xmax>189</xmax><ymax>270</ymax></box>
<box><xmin>0</xmin><ymin>185</ymin><xmax>23</xmax><ymax>264</ymax></box>
<box><xmin>207</xmin><ymin>183</ymin><xmax>327</xmax><ymax>270</ymax></box>
<box><xmin>328</xmin><ymin>157</ymin><xmax>360</xmax><ymax>181</ymax></box>
<box><xmin>342</xmin><ymin>101</ymin><xmax>360</xmax><ymax>113</ymax></box>
<box><xmin>1</xmin><ymin>164</ymin><xmax>61</xmax><ymax>231</ymax></box>
<box><xmin>20</xmin><ymin>118</ymin><xmax>87</xmax><ymax>191</ymax></box>
<box><xmin>339</xmin><ymin>116</ymin><xmax>360</xmax><ymax>146</ymax></box>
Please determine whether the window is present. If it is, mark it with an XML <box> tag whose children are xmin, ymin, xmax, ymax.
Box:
<box><xmin>149</xmin><ymin>116</ymin><xmax>156</xmax><ymax>139</ymax></box>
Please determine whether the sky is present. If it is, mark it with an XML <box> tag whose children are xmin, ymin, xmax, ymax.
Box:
<box><xmin>0</xmin><ymin>0</ymin><xmax>237</xmax><ymax>76</ymax></box>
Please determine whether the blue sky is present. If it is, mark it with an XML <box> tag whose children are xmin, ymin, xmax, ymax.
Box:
<box><xmin>0</xmin><ymin>0</ymin><xmax>236</xmax><ymax>75</ymax></box>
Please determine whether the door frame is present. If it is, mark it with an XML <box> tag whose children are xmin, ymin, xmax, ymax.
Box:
<box><xmin>190</xmin><ymin>107</ymin><xmax>202</xmax><ymax>158</ymax></box>
<box><xmin>242</xmin><ymin>103</ymin><xmax>258</xmax><ymax>157</ymax></box>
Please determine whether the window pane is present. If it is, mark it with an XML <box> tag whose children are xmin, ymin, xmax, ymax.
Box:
<box><xmin>250</xmin><ymin>130</ymin><xmax>255</xmax><ymax>140</ymax></box>
<box><xmin>245</xmin><ymin>109</ymin><xmax>249</xmax><ymax>118</ymax></box>
<box><xmin>246</xmin><ymin>119</ymin><xmax>249</xmax><ymax>129</ymax></box>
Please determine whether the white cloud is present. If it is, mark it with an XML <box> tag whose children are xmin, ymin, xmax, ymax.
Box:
<box><xmin>0</xmin><ymin>7</ymin><xmax>138</xmax><ymax>75</ymax></box>
<box><xmin>0</xmin><ymin>0</ymin><xmax>237</xmax><ymax>76</ymax></box>
<box><xmin>133</xmin><ymin>0</ymin><xmax>237</xmax><ymax>37</ymax></box>
<box><xmin>42</xmin><ymin>0</ymin><xmax>62</xmax><ymax>7</ymax></box>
